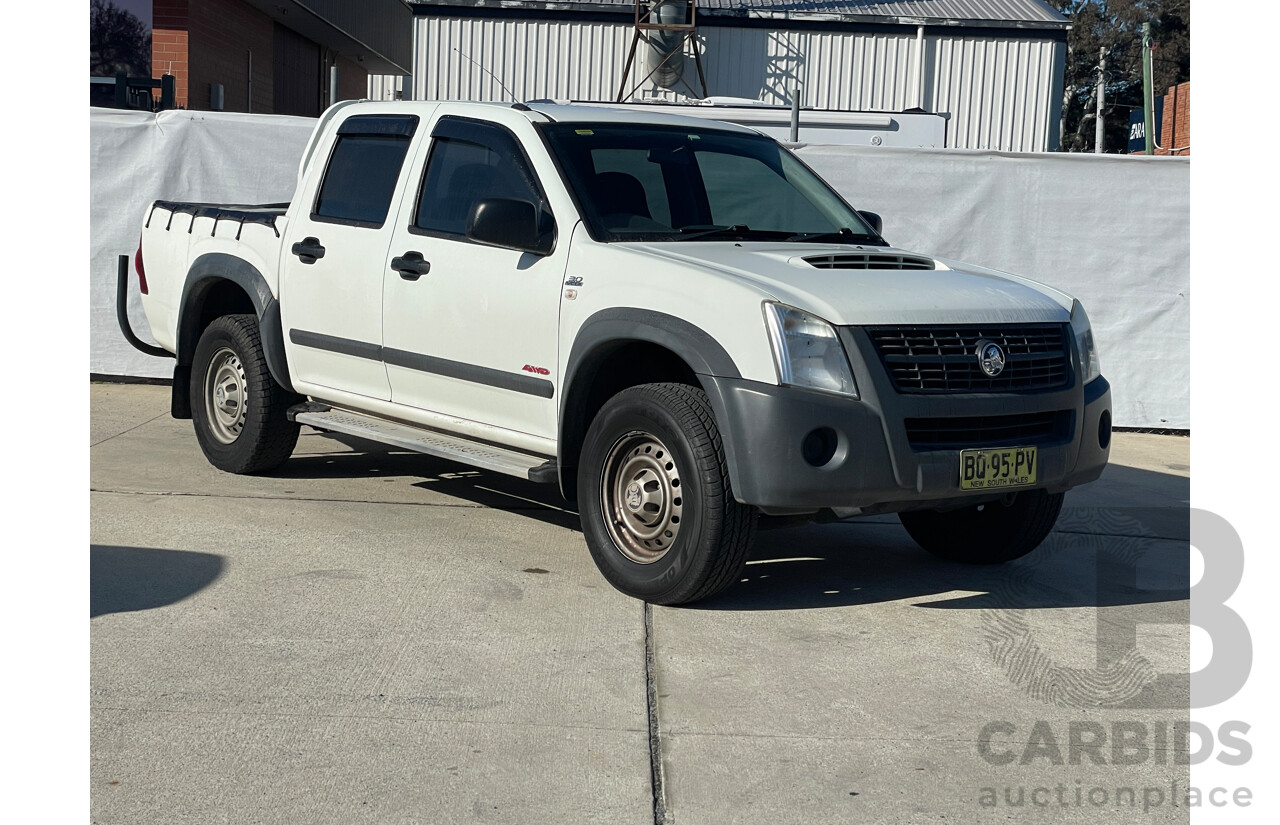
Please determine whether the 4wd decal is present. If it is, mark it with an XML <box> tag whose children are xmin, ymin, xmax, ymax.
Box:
<box><xmin>522</xmin><ymin>364</ymin><xmax>550</xmax><ymax>375</ymax></box>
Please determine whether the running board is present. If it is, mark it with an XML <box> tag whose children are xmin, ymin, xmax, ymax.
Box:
<box><xmin>289</xmin><ymin>405</ymin><xmax>557</xmax><ymax>482</ymax></box>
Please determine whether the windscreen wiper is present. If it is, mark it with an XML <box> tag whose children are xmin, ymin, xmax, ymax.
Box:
<box><xmin>785</xmin><ymin>227</ymin><xmax>885</xmax><ymax>245</ymax></box>
<box><xmin>675</xmin><ymin>225</ymin><xmax>786</xmax><ymax>242</ymax></box>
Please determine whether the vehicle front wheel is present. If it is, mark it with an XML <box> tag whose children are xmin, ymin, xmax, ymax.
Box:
<box><xmin>898</xmin><ymin>489</ymin><xmax>1064</xmax><ymax>564</ymax></box>
<box><xmin>190</xmin><ymin>313</ymin><xmax>300</xmax><ymax>474</ymax></box>
<box><xmin>578</xmin><ymin>383</ymin><xmax>756</xmax><ymax>605</ymax></box>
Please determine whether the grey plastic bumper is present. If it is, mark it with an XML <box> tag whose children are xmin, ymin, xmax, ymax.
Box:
<box><xmin>702</xmin><ymin>374</ymin><xmax>1112</xmax><ymax>516</ymax></box>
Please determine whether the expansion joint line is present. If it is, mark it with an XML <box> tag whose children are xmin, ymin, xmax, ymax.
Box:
<box><xmin>644</xmin><ymin>602</ymin><xmax>668</xmax><ymax>825</ymax></box>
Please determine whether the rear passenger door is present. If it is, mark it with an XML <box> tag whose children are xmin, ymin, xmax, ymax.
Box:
<box><xmin>279</xmin><ymin>113</ymin><xmax>420</xmax><ymax>401</ymax></box>
<box><xmin>382</xmin><ymin>114</ymin><xmax>566</xmax><ymax>442</ymax></box>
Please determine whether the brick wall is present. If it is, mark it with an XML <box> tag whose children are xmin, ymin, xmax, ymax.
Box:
<box><xmin>152</xmin><ymin>0</ymin><xmax>190</xmax><ymax>107</ymax></box>
<box><xmin>1156</xmin><ymin>82</ymin><xmax>1190</xmax><ymax>156</ymax></box>
<box><xmin>150</xmin><ymin>0</ymin><xmax>370</xmax><ymax>115</ymax></box>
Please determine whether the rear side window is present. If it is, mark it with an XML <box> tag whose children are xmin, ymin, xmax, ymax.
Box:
<box><xmin>314</xmin><ymin>115</ymin><xmax>418</xmax><ymax>227</ymax></box>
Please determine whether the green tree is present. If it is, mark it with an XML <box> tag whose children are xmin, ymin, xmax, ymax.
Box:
<box><xmin>90</xmin><ymin>0</ymin><xmax>151</xmax><ymax>78</ymax></box>
<box><xmin>1051</xmin><ymin>0</ymin><xmax>1190</xmax><ymax>152</ymax></box>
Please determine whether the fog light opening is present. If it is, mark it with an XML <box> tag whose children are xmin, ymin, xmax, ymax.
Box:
<box><xmin>802</xmin><ymin>427</ymin><xmax>839</xmax><ymax>467</ymax></box>
<box><xmin>1098</xmin><ymin>410</ymin><xmax>1112</xmax><ymax>450</ymax></box>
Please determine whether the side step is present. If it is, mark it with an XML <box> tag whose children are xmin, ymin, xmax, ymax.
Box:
<box><xmin>289</xmin><ymin>405</ymin><xmax>557</xmax><ymax>482</ymax></box>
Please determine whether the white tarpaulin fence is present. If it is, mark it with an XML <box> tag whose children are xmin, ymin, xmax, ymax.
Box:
<box><xmin>795</xmin><ymin>145</ymin><xmax>1190</xmax><ymax>429</ymax></box>
<box><xmin>90</xmin><ymin>108</ymin><xmax>1189</xmax><ymax>429</ymax></box>
<box><xmin>90</xmin><ymin>108</ymin><xmax>316</xmax><ymax>377</ymax></box>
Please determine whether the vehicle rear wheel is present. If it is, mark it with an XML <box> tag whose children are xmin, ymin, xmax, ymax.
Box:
<box><xmin>578</xmin><ymin>383</ymin><xmax>756</xmax><ymax>605</ymax></box>
<box><xmin>898</xmin><ymin>489</ymin><xmax>1064</xmax><ymax>564</ymax></box>
<box><xmin>190</xmin><ymin>314</ymin><xmax>300</xmax><ymax>474</ymax></box>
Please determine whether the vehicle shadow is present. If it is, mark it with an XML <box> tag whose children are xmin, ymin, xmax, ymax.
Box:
<box><xmin>277</xmin><ymin>430</ymin><xmax>582</xmax><ymax>532</ymax></box>
<box><xmin>691</xmin><ymin>513</ymin><xmax>1189</xmax><ymax>612</ymax></box>
<box><xmin>91</xmin><ymin>545</ymin><xmax>225</xmax><ymax>618</ymax></box>
<box><xmin>275</xmin><ymin>432</ymin><xmax>1189</xmax><ymax>613</ymax></box>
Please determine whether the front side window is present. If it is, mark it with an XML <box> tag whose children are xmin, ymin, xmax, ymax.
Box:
<box><xmin>314</xmin><ymin>115</ymin><xmax>418</xmax><ymax>227</ymax></box>
<box><xmin>540</xmin><ymin>123</ymin><xmax>880</xmax><ymax>244</ymax></box>
<box><xmin>415</xmin><ymin>118</ymin><xmax>545</xmax><ymax>237</ymax></box>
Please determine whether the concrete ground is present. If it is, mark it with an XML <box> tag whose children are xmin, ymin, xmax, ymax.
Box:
<box><xmin>91</xmin><ymin>382</ymin><xmax>1191</xmax><ymax>824</ymax></box>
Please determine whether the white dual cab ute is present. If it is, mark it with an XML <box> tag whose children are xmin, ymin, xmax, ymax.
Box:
<box><xmin>123</xmin><ymin>100</ymin><xmax>1112</xmax><ymax>605</ymax></box>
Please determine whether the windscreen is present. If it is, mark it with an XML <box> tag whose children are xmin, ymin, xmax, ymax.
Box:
<box><xmin>540</xmin><ymin>122</ymin><xmax>880</xmax><ymax>244</ymax></box>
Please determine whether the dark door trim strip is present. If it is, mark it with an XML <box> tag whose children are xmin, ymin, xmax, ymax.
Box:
<box><xmin>382</xmin><ymin>347</ymin><xmax>554</xmax><ymax>398</ymax></box>
<box><xmin>289</xmin><ymin>328</ymin><xmax>555</xmax><ymax>399</ymax></box>
<box><xmin>290</xmin><ymin>329</ymin><xmax>382</xmax><ymax>360</ymax></box>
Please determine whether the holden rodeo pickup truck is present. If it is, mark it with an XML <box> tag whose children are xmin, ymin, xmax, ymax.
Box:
<box><xmin>121</xmin><ymin>100</ymin><xmax>1111</xmax><ymax>604</ymax></box>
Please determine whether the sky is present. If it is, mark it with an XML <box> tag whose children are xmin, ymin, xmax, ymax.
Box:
<box><xmin>111</xmin><ymin>0</ymin><xmax>152</xmax><ymax>30</ymax></box>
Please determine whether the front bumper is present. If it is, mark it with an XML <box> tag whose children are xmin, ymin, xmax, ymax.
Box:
<box><xmin>701</xmin><ymin>370</ymin><xmax>1112</xmax><ymax>516</ymax></box>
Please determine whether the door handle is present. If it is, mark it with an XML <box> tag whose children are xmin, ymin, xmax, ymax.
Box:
<box><xmin>291</xmin><ymin>237</ymin><xmax>326</xmax><ymax>264</ymax></box>
<box><xmin>391</xmin><ymin>251</ymin><xmax>431</xmax><ymax>281</ymax></box>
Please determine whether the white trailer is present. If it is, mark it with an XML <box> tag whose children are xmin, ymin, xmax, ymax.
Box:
<box><xmin>562</xmin><ymin>99</ymin><xmax>949</xmax><ymax>147</ymax></box>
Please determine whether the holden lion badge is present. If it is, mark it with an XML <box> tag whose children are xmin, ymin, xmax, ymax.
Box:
<box><xmin>975</xmin><ymin>340</ymin><xmax>1006</xmax><ymax>377</ymax></box>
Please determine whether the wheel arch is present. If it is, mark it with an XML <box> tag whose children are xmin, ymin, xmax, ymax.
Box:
<box><xmin>558</xmin><ymin>308</ymin><xmax>742</xmax><ymax>503</ymax></box>
<box><xmin>175</xmin><ymin>253</ymin><xmax>293</xmax><ymax>405</ymax></box>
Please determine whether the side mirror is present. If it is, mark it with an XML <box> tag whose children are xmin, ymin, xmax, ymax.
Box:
<box><xmin>466</xmin><ymin>198</ymin><xmax>554</xmax><ymax>256</ymax></box>
<box><xmin>857</xmin><ymin>210</ymin><xmax>883</xmax><ymax>235</ymax></box>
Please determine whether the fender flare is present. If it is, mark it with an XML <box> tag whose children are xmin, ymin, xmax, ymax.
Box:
<box><xmin>558</xmin><ymin>308</ymin><xmax>743</xmax><ymax>501</ymax></box>
<box><xmin>176</xmin><ymin>253</ymin><xmax>293</xmax><ymax>391</ymax></box>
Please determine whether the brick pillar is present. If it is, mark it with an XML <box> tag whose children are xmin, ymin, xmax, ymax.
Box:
<box><xmin>1157</xmin><ymin>82</ymin><xmax>1191</xmax><ymax>156</ymax></box>
<box><xmin>153</xmin><ymin>0</ymin><xmax>190</xmax><ymax>108</ymax></box>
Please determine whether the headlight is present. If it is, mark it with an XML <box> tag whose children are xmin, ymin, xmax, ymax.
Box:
<box><xmin>1071</xmin><ymin>300</ymin><xmax>1102</xmax><ymax>384</ymax></box>
<box><xmin>763</xmin><ymin>302</ymin><xmax>858</xmax><ymax>397</ymax></box>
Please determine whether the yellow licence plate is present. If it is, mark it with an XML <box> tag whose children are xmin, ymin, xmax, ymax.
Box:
<box><xmin>959</xmin><ymin>446</ymin><xmax>1038</xmax><ymax>490</ymax></box>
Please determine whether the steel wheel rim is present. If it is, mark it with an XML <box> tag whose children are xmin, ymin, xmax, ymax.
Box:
<box><xmin>601</xmin><ymin>432</ymin><xmax>684</xmax><ymax>564</ymax></box>
<box><xmin>204</xmin><ymin>346</ymin><xmax>247</xmax><ymax>444</ymax></box>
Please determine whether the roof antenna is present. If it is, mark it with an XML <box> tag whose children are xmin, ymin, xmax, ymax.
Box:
<box><xmin>452</xmin><ymin>48</ymin><xmax>517</xmax><ymax>102</ymax></box>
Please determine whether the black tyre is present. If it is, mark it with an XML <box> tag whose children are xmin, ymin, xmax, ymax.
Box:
<box><xmin>190</xmin><ymin>314</ymin><xmax>300</xmax><ymax>474</ymax></box>
<box><xmin>898</xmin><ymin>489</ymin><xmax>1064</xmax><ymax>564</ymax></box>
<box><xmin>578</xmin><ymin>383</ymin><xmax>756</xmax><ymax>605</ymax></box>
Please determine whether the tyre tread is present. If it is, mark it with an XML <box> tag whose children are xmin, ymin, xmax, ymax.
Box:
<box><xmin>645</xmin><ymin>382</ymin><xmax>756</xmax><ymax>603</ymax></box>
<box><xmin>900</xmin><ymin>489</ymin><xmax>1064</xmax><ymax>564</ymax></box>
<box><xmin>191</xmin><ymin>314</ymin><xmax>299</xmax><ymax>475</ymax></box>
<box><xmin>580</xmin><ymin>382</ymin><xmax>756</xmax><ymax>605</ymax></box>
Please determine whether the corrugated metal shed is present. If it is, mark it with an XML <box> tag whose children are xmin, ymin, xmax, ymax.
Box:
<box><xmin>708</xmin><ymin>0</ymin><xmax>1066</xmax><ymax>24</ymax></box>
<box><xmin>408</xmin><ymin>0</ymin><xmax>1068</xmax><ymax>28</ymax></box>
<box><xmin>397</xmin><ymin>0</ymin><xmax>1069</xmax><ymax>151</ymax></box>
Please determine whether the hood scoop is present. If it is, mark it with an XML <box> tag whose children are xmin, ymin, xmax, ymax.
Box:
<box><xmin>803</xmin><ymin>252</ymin><xmax>935</xmax><ymax>270</ymax></box>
